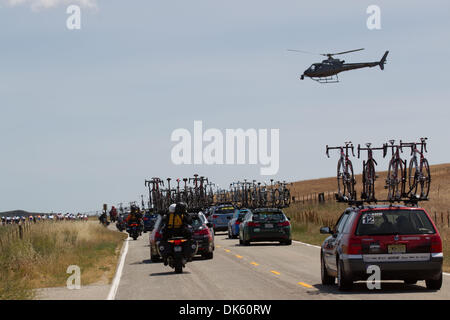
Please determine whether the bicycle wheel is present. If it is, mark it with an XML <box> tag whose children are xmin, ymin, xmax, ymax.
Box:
<box><xmin>418</xmin><ymin>158</ymin><xmax>431</xmax><ymax>199</ymax></box>
<box><xmin>387</xmin><ymin>159</ymin><xmax>403</xmax><ymax>201</ymax></box>
<box><xmin>408</xmin><ymin>158</ymin><xmax>419</xmax><ymax>197</ymax></box>
<box><xmin>337</xmin><ymin>159</ymin><xmax>346</xmax><ymax>199</ymax></box>
<box><xmin>365</xmin><ymin>159</ymin><xmax>376</xmax><ymax>201</ymax></box>
<box><xmin>272</xmin><ymin>189</ymin><xmax>280</xmax><ymax>207</ymax></box>
<box><xmin>344</xmin><ymin>160</ymin><xmax>355</xmax><ymax>200</ymax></box>
<box><xmin>283</xmin><ymin>189</ymin><xmax>291</xmax><ymax>207</ymax></box>
<box><xmin>251</xmin><ymin>190</ymin><xmax>258</xmax><ymax>208</ymax></box>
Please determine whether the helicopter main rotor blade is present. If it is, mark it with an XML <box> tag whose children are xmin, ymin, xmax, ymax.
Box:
<box><xmin>321</xmin><ymin>48</ymin><xmax>365</xmax><ymax>57</ymax></box>
<box><xmin>287</xmin><ymin>49</ymin><xmax>320</xmax><ymax>55</ymax></box>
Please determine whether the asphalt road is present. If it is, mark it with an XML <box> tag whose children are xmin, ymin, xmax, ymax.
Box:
<box><xmin>113</xmin><ymin>231</ymin><xmax>450</xmax><ymax>300</ymax></box>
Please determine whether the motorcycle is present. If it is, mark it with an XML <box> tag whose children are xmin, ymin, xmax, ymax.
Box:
<box><xmin>127</xmin><ymin>222</ymin><xmax>141</xmax><ymax>240</ymax></box>
<box><xmin>116</xmin><ymin>220</ymin><xmax>125</xmax><ymax>232</ymax></box>
<box><xmin>159</xmin><ymin>237</ymin><xmax>198</xmax><ymax>273</ymax></box>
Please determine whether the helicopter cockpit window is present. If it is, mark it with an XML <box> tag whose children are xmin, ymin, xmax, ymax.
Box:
<box><xmin>309</xmin><ymin>64</ymin><xmax>316</xmax><ymax>71</ymax></box>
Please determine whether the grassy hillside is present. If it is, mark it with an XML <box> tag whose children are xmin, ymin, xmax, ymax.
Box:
<box><xmin>285</xmin><ymin>163</ymin><xmax>450</xmax><ymax>272</ymax></box>
<box><xmin>0</xmin><ymin>221</ymin><xmax>126</xmax><ymax>299</ymax></box>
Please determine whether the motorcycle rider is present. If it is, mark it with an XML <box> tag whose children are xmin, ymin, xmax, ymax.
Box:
<box><xmin>98</xmin><ymin>210</ymin><xmax>108</xmax><ymax>226</ymax></box>
<box><xmin>161</xmin><ymin>202</ymin><xmax>193</xmax><ymax>241</ymax></box>
<box><xmin>125</xmin><ymin>205</ymin><xmax>143</xmax><ymax>234</ymax></box>
<box><xmin>109</xmin><ymin>206</ymin><xmax>118</xmax><ymax>223</ymax></box>
<box><xmin>160</xmin><ymin>202</ymin><xmax>194</xmax><ymax>265</ymax></box>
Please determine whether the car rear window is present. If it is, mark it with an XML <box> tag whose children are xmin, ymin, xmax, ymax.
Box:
<box><xmin>191</xmin><ymin>216</ymin><xmax>204</xmax><ymax>228</ymax></box>
<box><xmin>216</xmin><ymin>207</ymin><xmax>235</xmax><ymax>214</ymax></box>
<box><xmin>253</xmin><ymin>212</ymin><xmax>284</xmax><ymax>222</ymax></box>
<box><xmin>356</xmin><ymin>209</ymin><xmax>436</xmax><ymax>236</ymax></box>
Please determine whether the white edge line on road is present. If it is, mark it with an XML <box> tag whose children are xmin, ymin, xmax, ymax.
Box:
<box><xmin>106</xmin><ymin>237</ymin><xmax>129</xmax><ymax>300</ymax></box>
<box><xmin>292</xmin><ymin>240</ymin><xmax>321</xmax><ymax>249</ymax></box>
<box><xmin>291</xmin><ymin>240</ymin><xmax>450</xmax><ymax>277</ymax></box>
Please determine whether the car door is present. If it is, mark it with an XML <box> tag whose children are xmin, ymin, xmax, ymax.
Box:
<box><xmin>240</xmin><ymin>212</ymin><xmax>251</xmax><ymax>238</ymax></box>
<box><xmin>323</xmin><ymin>210</ymin><xmax>352</xmax><ymax>272</ymax></box>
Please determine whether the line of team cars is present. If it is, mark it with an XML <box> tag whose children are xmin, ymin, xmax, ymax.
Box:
<box><xmin>147</xmin><ymin>204</ymin><xmax>292</xmax><ymax>263</ymax></box>
<box><xmin>142</xmin><ymin>202</ymin><xmax>444</xmax><ymax>291</ymax></box>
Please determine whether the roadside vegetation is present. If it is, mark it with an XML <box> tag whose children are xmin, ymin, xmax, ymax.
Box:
<box><xmin>285</xmin><ymin>163</ymin><xmax>450</xmax><ymax>272</ymax></box>
<box><xmin>0</xmin><ymin>221</ymin><xmax>126</xmax><ymax>300</ymax></box>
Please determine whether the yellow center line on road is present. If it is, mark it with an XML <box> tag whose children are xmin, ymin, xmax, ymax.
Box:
<box><xmin>235</xmin><ymin>255</ymin><xmax>243</xmax><ymax>259</ymax></box>
<box><xmin>224</xmin><ymin>249</ymin><xmax>231</xmax><ymax>253</ymax></box>
<box><xmin>270</xmin><ymin>270</ymin><xmax>281</xmax><ymax>275</ymax></box>
<box><xmin>297</xmin><ymin>282</ymin><xmax>314</xmax><ymax>289</ymax></box>
<box><xmin>216</xmin><ymin>245</ymin><xmax>221</xmax><ymax>248</ymax></box>
<box><xmin>250</xmin><ymin>262</ymin><xmax>259</xmax><ymax>266</ymax></box>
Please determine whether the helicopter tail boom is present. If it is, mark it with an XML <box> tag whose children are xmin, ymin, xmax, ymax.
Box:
<box><xmin>379</xmin><ymin>51</ymin><xmax>389</xmax><ymax>70</ymax></box>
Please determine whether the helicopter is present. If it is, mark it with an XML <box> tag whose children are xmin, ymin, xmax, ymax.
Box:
<box><xmin>287</xmin><ymin>48</ymin><xmax>389</xmax><ymax>83</ymax></box>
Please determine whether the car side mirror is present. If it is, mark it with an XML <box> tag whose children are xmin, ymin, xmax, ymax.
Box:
<box><xmin>320</xmin><ymin>227</ymin><xmax>332</xmax><ymax>234</ymax></box>
<box><xmin>206</xmin><ymin>222</ymin><xmax>213</xmax><ymax>228</ymax></box>
<box><xmin>287</xmin><ymin>217</ymin><xmax>291</xmax><ymax>221</ymax></box>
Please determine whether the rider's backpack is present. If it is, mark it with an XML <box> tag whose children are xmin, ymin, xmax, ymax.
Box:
<box><xmin>166</xmin><ymin>212</ymin><xmax>183</xmax><ymax>229</ymax></box>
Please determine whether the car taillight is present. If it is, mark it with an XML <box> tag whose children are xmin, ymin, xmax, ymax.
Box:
<box><xmin>248</xmin><ymin>221</ymin><xmax>260</xmax><ymax>227</ymax></box>
<box><xmin>143</xmin><ymin>217</ymin><xmax>148</xmax><ymax>221</ymax></box>
<box><xmin>195</xmin><ymin>228</ymin><xmax>210</xmax><ymax>236</ymax></box>
<box><xmin>212</xmin><ymin>215</ymin><xmax>218</xmax><ymax>219</ymax></box>
<box><xmin>170</xmin><ymin>239</ymin><xmax>187</xmax><ymax>245</ymax></box>
<box><xmin>431</xmin><ymin>235</ymin><xmax>442</xmax><ymax>253</ymax></box>
<box><xmin>278</xmin><ymin>221</ymin><xmax>290</xmax><ymax>227</ymax></box>
<box><xmin>347</xmin><ymin>237</ymin><xmax>362</xmax><ymax>255</ymax></box>
<box><xmin>155</xmin><ymin>231</ymin><xmax>162</xmax><ymax>240</ymax></box>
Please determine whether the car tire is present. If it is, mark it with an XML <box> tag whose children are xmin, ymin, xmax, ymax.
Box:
<box><xmin>239</xmin><ymin>238</ymin><xmax>243</xmax><ymax>245</ymax></box>
<box><xmin>425</xmin><ymin>272</ymin><xmax>442</xmax><ymax>290</ymax></box>
<box><xmin>283</xmin><ymin>240</ymin><xmax>292</xmax><ymax>245</ymax></box>
<box><xmin>404</xmin><ymin>279</ymin><xmax>418</xmax><ymax>285</ymax></box>
<box><xmin>337</xmin><ymin>259</ymin><xmax>352</xmax><ymax>291</ymax></box>
<box><xmin>203</xmin><ymin>252</ymin><xmax>213</xmax><ymax>260</ymax></box>
<box><xmin>321</xmin><ymin>254</ymin><xmax>335</xmax><ymax>285</ymax></box>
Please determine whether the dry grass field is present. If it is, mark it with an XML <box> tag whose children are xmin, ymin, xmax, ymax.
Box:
<box><xmin>0</xmin><ymin>221</ymin><xmax>126</xmax><ymax>299</ymax></box>
<box><xmin>285</xmin><ymin>163</ymin><xmax>450</xmax><ymax>272</ymax></box>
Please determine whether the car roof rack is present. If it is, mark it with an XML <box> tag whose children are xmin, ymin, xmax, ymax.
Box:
<box><xmin>334</xmin><ymin>193</ymin><xmax>429</xmax><ymax>208</ymax></box>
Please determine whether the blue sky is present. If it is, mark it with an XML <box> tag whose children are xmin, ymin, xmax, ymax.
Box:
<box><xmin>1</xmin><ymin>0</ymin><xmax>449</xmax><ymax>212</ymax></box>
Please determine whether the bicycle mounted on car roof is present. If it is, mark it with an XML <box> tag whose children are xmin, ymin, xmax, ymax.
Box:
<box><xmin>326</xmin><ymin>142</ymin><xmax>356</xmax><ymax>202</ymax></box>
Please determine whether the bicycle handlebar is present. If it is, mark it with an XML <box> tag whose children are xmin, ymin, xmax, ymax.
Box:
<box><xmin>326</xmin><ymin>143</ymin><xmax>354</xmax><ymax>158</ymax></box>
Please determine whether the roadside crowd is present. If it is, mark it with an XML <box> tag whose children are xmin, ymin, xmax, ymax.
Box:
<box><xmin>1</xmin><ymin>213</ymin><xmax>89</xmax><ymax>226</ymax></box>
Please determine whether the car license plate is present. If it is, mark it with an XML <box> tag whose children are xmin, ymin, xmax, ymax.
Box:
<box><xmin>388</xmin><ymin>244</ymin><xmax>406</xmax><ymax>254</ymax></box>
<box><xmin>265</xmin><ymin>224</ymin><xmax>273</xmax><ymax>228</ymax></box>
<box><xmin>254</xmin><ymin>228</ymin><xmax>260</xmax><ymax>232</ymax></box>
<box><xmin>174</xmin><ymin>246</ymin><xmax>182</xmax><ymax>252</ymax></box>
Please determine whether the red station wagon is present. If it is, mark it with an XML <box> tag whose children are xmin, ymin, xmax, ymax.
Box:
<box><xmin>320</xmin><ymin>205</ymin><xmax>443</xmax><ymax>291</ymax></box>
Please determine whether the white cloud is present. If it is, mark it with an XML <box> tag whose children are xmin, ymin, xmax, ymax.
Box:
<box><xmin>3</xmin><ymin>0</ymin><xmax>97</xmax><ymax>10</ymax></box>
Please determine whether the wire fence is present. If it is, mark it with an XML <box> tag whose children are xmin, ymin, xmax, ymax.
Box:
<box><xmin>291</xmin><ymin>191</ymin><xmax>336</xmax><ymax>204</ymax></box>
<box><xmin>0</xmin><ymin>222</ymin><xmax>33</xmax><ymax>249</ymax></box>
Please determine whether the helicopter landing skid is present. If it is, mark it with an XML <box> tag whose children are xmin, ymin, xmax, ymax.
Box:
<box><xmin>311</xmin><ymin>75</ymin><xmax>339</xmax><ymax>83</ymax></box>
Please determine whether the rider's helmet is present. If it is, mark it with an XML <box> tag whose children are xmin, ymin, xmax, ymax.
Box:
<box><xmin>175</xmin><ymin>202</ymin><xmax>187</xmax><ymax>214</ymax></box>
<box><xmin>169</xmin><ymin>203</ymin><xmax>177</xmax><ymax>213</ymax></box>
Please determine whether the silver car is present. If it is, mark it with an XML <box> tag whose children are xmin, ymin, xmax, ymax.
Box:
<box><xmin>209</xmin><ymin>204</ymin><xmax>237</xmax><ymax>234</ymax></box>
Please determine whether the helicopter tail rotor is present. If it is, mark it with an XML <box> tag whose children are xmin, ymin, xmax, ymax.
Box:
<box><xmin>379</xmin><ymin>50</ymin><xmax>389</xmax><ymax>70</ymax></box>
